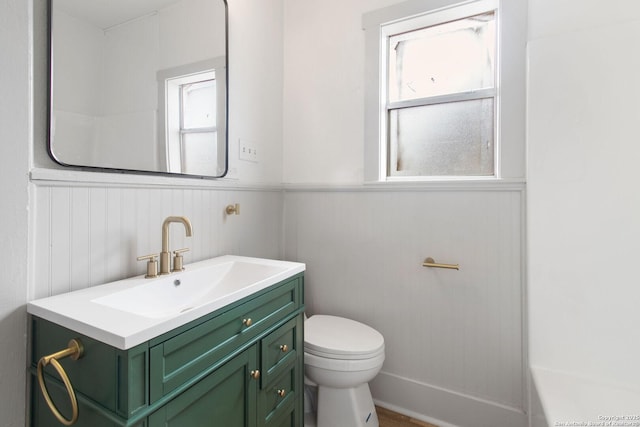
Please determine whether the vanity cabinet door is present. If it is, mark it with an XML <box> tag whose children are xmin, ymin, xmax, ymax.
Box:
<box><xmin>148</xmin><ymin>345</ymin><xmax>258</xmax><ymax>427</ymax></box>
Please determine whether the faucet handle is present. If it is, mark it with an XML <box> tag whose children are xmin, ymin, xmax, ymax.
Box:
<box><xmin>172</xmin><ymin>248</ymin><xmax>189</xmax><ymax>272</ymax></box>
<box><xmin>137</xmin><ymin>253</ymin><xmax>159</xmax><ymax>278</ymax></box>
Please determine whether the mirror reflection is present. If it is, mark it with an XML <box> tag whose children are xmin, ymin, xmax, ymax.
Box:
<box><xmin>48</xmin><ymin>0</ymin><xmax>228</xmax><ymax>177</ymax></box>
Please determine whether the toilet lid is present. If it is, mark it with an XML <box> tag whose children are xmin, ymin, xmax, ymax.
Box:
<box><xmin>304</xmin><ymin>315</ymin><xmax>385</xmax><ymax>359</ymax></box>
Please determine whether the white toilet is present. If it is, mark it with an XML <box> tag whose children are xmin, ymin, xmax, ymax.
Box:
<box><xmin>303</xmin><ymin>315</ymin><xmax>385</xmax><ymax>427</ymax></box>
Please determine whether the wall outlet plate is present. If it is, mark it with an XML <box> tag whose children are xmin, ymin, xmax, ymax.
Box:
<box><xmin>239</xmin><ymin>139</ymin><xmax>258</xmax><ymax>162</ymax></box>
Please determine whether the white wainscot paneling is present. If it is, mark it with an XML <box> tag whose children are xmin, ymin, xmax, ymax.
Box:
<box><xmin>284</xmin><ymin>188</ymin><xmax>525</xmax><ymax>427</ymax></box>
<box><xmin>32</xmin><ymin>183</ymin><xmax>283</xmax><ymax>298</ymax></box>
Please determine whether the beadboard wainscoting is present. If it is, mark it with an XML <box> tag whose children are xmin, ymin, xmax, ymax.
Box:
<box><xmin>30</xmin><ymin>178</ymin><xmax>284</xmax><ymax>299</ymax></box>
<box><xmin>283</xmin><ymin>185</ymin><xmax>526</xmax><ymax>427</ymax></box>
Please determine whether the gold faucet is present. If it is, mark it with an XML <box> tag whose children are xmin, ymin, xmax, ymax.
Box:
<box><xmin>160</xmin><ymin>216</ymin><xmax>193</xmax><ymax>275</ymax></box>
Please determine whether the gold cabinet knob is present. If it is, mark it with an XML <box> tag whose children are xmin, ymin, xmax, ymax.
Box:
<box><xmin>243</xmin><ymin>318</ymin><xmax>252</xmax><ymax>327</ymax></box>
<box><xmin>250</xmin><ymin>370</ymin><xmax>260</xmax><ymax>380</ymax></box>
<box><xmin>279</xmin><ymin>344</ymin><xmax>288</xmax><ymax>353</ymax></box>
<box><xmin>277</xmin><ymin>389</ymin><xmax>286</xmax><ymax>398</ymax></box>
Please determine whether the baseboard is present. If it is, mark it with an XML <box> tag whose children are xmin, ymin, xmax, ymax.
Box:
<box><xmin>370</xmin><ymin>372</ymin><xmax>527</xmax><ymax>427</ymax></box>
<box><xmin>374</xmin><ymin>401</ymin><xmax>460</xmax><ymax>427</ymax></box>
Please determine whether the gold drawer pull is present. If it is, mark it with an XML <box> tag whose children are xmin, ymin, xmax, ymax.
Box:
<box><xmin>36</xmin><ymin>339</ymin><xmax>84</xmax><ymax>426</ymax></box>
<box><xmin>250</xmin><ymin>370</ymin><xmax>261</xmax><ymax>380</ymax></box>
<box><xmin>277</xmin><ymin>389</ymin><xmax>286</xmax><ymax>398</ymax></box>
<box><xmin>279</xmin><ymin>344</ymin><xmax>288</xmax><ymax>353</ymax></box>
<box><xmin>243</xmin><ymin>318</ymin><xmax>253</xmax><ymax>327</ymax></box>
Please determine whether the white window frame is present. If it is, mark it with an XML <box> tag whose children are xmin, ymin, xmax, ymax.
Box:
<box><xmin>157</xmin><ymin>57</ymin><xmax>226</xmax><ymax>175</ymax></box>
<box><xmin>176</xmin><ymin>74</ymin><xmax>217</xmax><ymax>173</ymax></box>
<box><xmin>363</xmin><ymin>0</ymin><xmax>526</xmax><ymax>182</ymax></box>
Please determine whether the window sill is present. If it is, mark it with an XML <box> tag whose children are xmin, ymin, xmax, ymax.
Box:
<box><xmin>283</xmin><ymin>178</ymin><xmax>525</xmax><ymax>193</ymax></box>
<box><xmin>363</xmin><ymin>177</ymin><xmax>525</xmax><ymax>191</ymax></box>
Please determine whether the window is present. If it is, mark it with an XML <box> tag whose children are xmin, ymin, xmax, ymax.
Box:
<box><xmin>157</xmin><ymin>57</ymin><xmax>226</xmax><ymax>176</ymax></box>
<box><xmin>364</xmin><ymin>0</ymin><xmax>526</xmax><ymax>182</ymax></box>
<box><xmin>164</xmin><ymin>71</ymin><xmax>218</xmax><ymax>175</ymax></box>
<box><xmin>179</xmin><ymin>77</ymin><xmax>218</xmax><ymax>174</ymax></box>
<box><xmin>387</xmin><ymin>11</ymin><xmax>496</xmax><ymax>177</ymax></box>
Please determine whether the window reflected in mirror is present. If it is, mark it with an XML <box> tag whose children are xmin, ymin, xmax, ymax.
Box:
<box><xmin>163</xmin><ymin>67</ymin><xmax>221</xmax><ymax>175</ymax></box>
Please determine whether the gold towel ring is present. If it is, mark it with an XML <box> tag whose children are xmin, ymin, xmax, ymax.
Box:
<box><xmin>36</xmin><ymin>339</ymin><xmax>84</xmax><ymax>426</ymax></box>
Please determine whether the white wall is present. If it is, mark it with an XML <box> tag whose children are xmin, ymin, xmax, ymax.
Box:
<box><xmin>284</xmin><ymin>186</ymin><xmax>526</xmax><ymax>427</ymax></box>
<box><xmin>0</xmin><ymin>1</ymin><xmax>32</xmax><ymax>426</ymax></box>
<box><xmin>31</xmin><ymin>183</ymin><xmax>284</xmax><ymax>298</ymax></box>
<box><xmin>527</xmin><ymin>0</ymin><xmax>640</xmax><ymax>420</ymax></box>
<box><xmin>282</xmin><ymin>1</ymin><xmax>527</xmax><ymax>426</ymax></box>
<box><xmin>283</xmin><ymin>0</ymin><xmax>526</xmax><ymax>184</ymax></box>
<box><xmin>32</xmin><ymin>0</ymin><xmax>286</xmax><ymax>283</ymax></box>
<box><xmin>227</xmin><ymin>0</ymin><xmax>283</xmax><ymax>184</ymax></box>
<box><xmin>16</xmin><ymin>0</ymin><xmax>640</xmax><ymax>427</ymax></box>
<box><xmin>0</xmin><ymin>1</ymin><xmax>285</xmax><ymax>426</ymax></box>
<box><xmin>283</xmin><ymin>0</ymin><xmax>401</xmax><ymax>184</ymax></box>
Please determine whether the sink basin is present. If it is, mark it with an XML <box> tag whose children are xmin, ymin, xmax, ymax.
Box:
<box><xmin>27</xmin><ymin>255</ymin><xmax>305</xmax><ymax>349</ymax></box>
<box><xmin>93</xmin><ymin>261</ymin><xmax>288</xmax><ymax>318</ymax></box>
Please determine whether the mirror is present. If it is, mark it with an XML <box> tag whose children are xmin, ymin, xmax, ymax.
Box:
<box><xmin>48</xmin><ymin>0</ymin><xmax>228</xmax><ymax>178</ymax></box>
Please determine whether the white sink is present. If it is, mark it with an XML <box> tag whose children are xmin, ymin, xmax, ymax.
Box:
<box><xmin>27</xmin><ymin>256</ymin><xmax>305</xmax><ymax>349</ymax></box>
<box><xmin>93</xmin><ymin>260</ymin><xmax>288</xmax><ymax>319</ymax></box>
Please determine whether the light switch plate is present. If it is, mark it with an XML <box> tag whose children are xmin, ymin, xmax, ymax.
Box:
<box><xmin>239</xmin><ymin>139</ymin><xmax>258</xmax><ymax>162</ymax></box>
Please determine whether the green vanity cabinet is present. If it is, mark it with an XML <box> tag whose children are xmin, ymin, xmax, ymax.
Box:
<box><xmin>30</xmin><ymin>274</ymin><xmax>304</xmax><ymax>427</ymax></box>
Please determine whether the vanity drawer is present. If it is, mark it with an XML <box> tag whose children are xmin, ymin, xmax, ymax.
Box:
<box><xmin>260</xmin><ymin>315</ymin><xmax>302</xmax><ymax>388</ymax></box>
<box><xmin>258</xmin><ymin>361</ymin><xmax>299</xmax><ymax>426</ymax></box>
<box><xmin>150</xmin><ymin>277</ymin><xmax>302</xmax><ymax>402</ymax></box>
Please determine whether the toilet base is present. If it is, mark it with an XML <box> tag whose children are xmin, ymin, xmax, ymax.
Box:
<box><xmin>316</xmin><ymin>383</ymin><xmax>379</xmax><ymax>427</ymax></box>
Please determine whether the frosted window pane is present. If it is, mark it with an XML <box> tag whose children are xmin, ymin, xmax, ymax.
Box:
<box><xmin>388</xmin><ymin>12</ymin><xmax>495</xmax><ymax>102</ymax></box>
<box><xmin>182</xmin><ymin>79</ymin><xmax>216</xmax><ymax>129</ymax></box>
<box><xmin>388</xmin><ymin>99</ymin><xmax>494</xmax><ymax>176</ymax></box>
<box><xmin>182</xmin><ymin>132</ymin><xmax>218</xmax><ymax>175</ymax></box>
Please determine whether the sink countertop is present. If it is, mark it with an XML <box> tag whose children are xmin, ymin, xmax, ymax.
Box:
<box><xmin>27</xmin><ymin>255</ymin><xmax>305</xmax><ymax>350</ymax></box>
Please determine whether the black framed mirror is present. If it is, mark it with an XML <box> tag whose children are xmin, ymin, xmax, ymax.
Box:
<box><xmin>47</xmin><ymin>0</ymin><xmax>228</xmax><ymax>178</ymax></box>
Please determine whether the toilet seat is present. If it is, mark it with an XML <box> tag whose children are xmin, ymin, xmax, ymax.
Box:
<box><xmin>305</xmin><ymin>349</ymin><xmax>385</xmax><ymax>372</ymax></box>
<box><xmin>304</xmin><ymin>315</ymin><xmax>385</xmax><ymax>360</ymax></box>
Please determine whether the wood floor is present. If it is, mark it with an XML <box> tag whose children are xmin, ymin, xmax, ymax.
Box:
<box><xmin>376</xmin><ymin>406</ymin><xmax>439</xmax><ymax>427</ymax></box>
